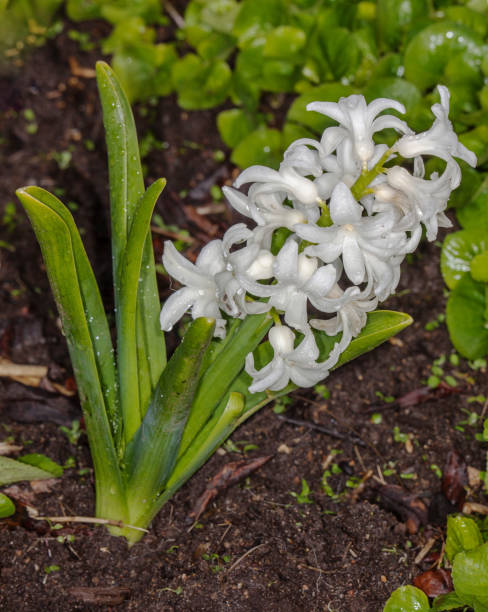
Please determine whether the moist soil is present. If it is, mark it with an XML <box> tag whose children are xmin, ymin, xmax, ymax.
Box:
<box><xmin>0</xmin><ymin>19</ymin><xmax>487</xmax><ymax>612</ymax></box>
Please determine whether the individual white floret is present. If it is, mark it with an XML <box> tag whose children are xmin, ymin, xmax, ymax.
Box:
<box><xmin>238</xmin><ymin>239</ymin><xmax>342</xmax><ymax>331</ymax></box>
<box><xmin>310</xmin><ymin>287</ymin><xmax>378</xmax><ymax>349</ymax></box>
<box><xmin>235</xmin><ymin>165</ymin><xmax>320</xmax><ymax>207</ymax></box>
<box><xmin>222</xmin><ymin>186</ymin><xmax>307</xmax><ymax>239</ymax></box>
<box><xmin>307</xmin><ymin>94</ymin><xmax>410</xmax><ymax>166</ymax></box>
<box><xmin>395</xmin><ymin>86</ymin><xmax>477</xmax><ymax>167</ymax></box>
<box><xmin>245</xmin><ymin>325</ymin><xmax>341</xmax><ymax>392</ymax></box>
<box><xmin>296</xmin><ymin>182</ymin><xmax>407</xmax><ymax>297</ymax></box>
<box><xmin>383</xmin><ymin>161</ymin><xmax>458</xmax><ymax>241</ymax></box>
<box><xmin>160</xmin><ymin>240</ymin><xmax>227</xmax><ymax>338</ymax></box>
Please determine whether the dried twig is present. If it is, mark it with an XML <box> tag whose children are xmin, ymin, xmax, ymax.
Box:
<box><xmin>33</xmin><ymin>515</ymin><xmax>148</xmax><ymax>533</ymax></box>
<box><xmin>228</xmin><ymin>543</ymin><xmax>267</xmax><ymax>572</ymax></box>
<box><xmin>164</xmin><ymin>0</ymin><xmax>185</xmax><ymax>28</ymax></box>
<box><xmin>277</xmin><ymin>414</ymin><xmax>366</xmax><ymax>447</ymax></box>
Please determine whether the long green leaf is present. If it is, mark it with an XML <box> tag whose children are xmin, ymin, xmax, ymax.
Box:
<box><xmin>117</xmin><ymin>179</ymin><xmax>166</xmax><ymax>443</ymax></box>
<box><xmin>0</xmin><ymin>456</ymin><xmax>55</xmax><ymax>486</ymax></box>
<box><xmin>17</xmin><ymin>186</ymin><xmax>120</xmax><ymax>443</ymax></box>
<box><xmin>178</xmin><ymin>312</ymin><xmax>273</xmax><ymax>457</ymax></box>
<box><xmin>126</xmin><ymin>392</ymin><xmax>245</xmax><ymax>538</ymax></box>
<box><xmin>16</xmin><ymin>187</ymin><xmax>126</xmax><ymax>520</ymax></box>
<box><xmin>125</xmin><ymin>317</ymin><xmax>215</xmax><ymax>519</ymax></box>
<box><xmin>333</xmin><ymin>310</ymin><xmax>413</xmax><ymax>368</ymax></box>
<box><xmin>96</xmin><ymin>61</ymin><xmax>166</xmax><ymax>435</ymax></box>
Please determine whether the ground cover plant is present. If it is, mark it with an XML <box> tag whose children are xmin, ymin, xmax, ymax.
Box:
<box><xmin>1</xmin><ymin>1</ymin><xmax>488</xmax><ymax>610</ymax></box>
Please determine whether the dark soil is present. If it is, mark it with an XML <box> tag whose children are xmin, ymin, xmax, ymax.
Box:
<box><xmin>1</xmin><ymin>17</ymin><xmax>487</xmax><ymax>612</ymax></box>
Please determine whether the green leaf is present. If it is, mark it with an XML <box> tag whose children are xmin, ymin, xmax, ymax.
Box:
<box><xmin>172</xmin><ymin>54</ymin><xmax>232</xmax><ymax>109</ymax></box>
<box><xmin>178</xmin><ymin>313</ymin><xmax>272</xmax><ymax>457</ymax></box>
<box><xmin>471</xmin><ymin>251</ymin><xmax>488</xmax><ymax>283</ymax></box>
<box><xmin>263</xmin><ymin>26</ymin><xmax>306</xmax><ymax>60</ymax></box>
<box><xmin>334</xmin><ymin>310</ymin><xmax>413</xmax><ymax>369</ymax></box>
<box><xmin>233</xmin><ymin>0</ymin><xmax>284</xmax><ymax>48</ymax></box>
<box><xmin>231</xmin><ymin>125</ymin><xmax>282</xmax><ymax>169</ymax></box>
<box><xmin>432</xmin><ymin>592</ymin><xmax>466</xmax><ymax>611</ymax></box>
<box><xmin>458</xmin><ymin>175</ymin><xmax>488</xmax><ymax>231</ymax></box>
<box><xmin>0</xmin><ymin>493</ymin><xmax>15</xmax><ymax>518</ymax></box>
<box><xmin>125</xmin><ymin>318</ymin><xmax>215</xmax><ymax>518</ymax></box>
<box><xmin>446</xmin><ymin>515</ymin><xmax>484</xmax><ymax>562</ymax></box>
<box><xmin>117</xmin><ymin>179</ymin><xmax>166</xmax><ymax>438</ymax></box>
<box><xmin>452</xmin><ymin>542</ymin><xmax>488</xmax><ymax>611</ymax></box>
<box><xmin>365</xmin><ymin>78</ymin><xmax>421</xmax><ymax>114</ymax></box>
<box><xmin>217</xmin><ymin>108</ymin><xmax>259</xmax><ymax>148</ymax></box>
<box><xmin>444</xmin><ymin>6</ymin><xmax>488</xmax><ymax>38</ymax></box>
<box><xmin>376</xmin><ymin>0</ymin><xmax>429</xmax><ymax>50</ymax></box>
<box><xmin>324</xmin><ymin>27</ymin><xmax>360</xmax><ymax>80</ymax></box>
<box><xmin>404</xmin><ymin>21</ymin><xmax>485</xmax><ymax>91</ymax></box>
<box><xmin>17</xmin><ymin>186</ymin><xmax>120</xmax><ymax>441</ymax></box>
<box><xmin>287</xmin><ymin>83</ymin><xmax>355</xmax><ymax>135</ymax></box>
<box><xmin>15</xmin><ymin>187</ymin><xmax>126</xmax><ymax>519</ymax></box>
<box><xmin>0</xmin><ymin>456</ymin><xmax>56</xmax><ymax>486</ymax></box>
<box><xmin>441</xmin><ymin>228</ymin><xmax>488</xmax><ymax>289</ymax></box>
<box><xmin>112</xmin><ymin>43</ymin><xmax>177</xmax><ymax>102</ymax></box>
<box><xmin>96</xmin><ymin>61</ymin><xmax>166</xmax><ymax>442</ymax></box>
<box><xmin>383</xmin><ymin>585</ymin><xmax>431</xmax><ymax>612</ymax></box>
<box><xmin>125</xmin><ymin>392</ymin><xmax>245</xmax><ymax>539</ymax></box>
<box><xmin>446</xmin><ymin>273</ymin><xmax>488</xmax><ymax>360</ymax></box>
<box><xmin>18</xmin><ymin>454</ymin><xmax>64</xmax><ymax>477</ymax></box>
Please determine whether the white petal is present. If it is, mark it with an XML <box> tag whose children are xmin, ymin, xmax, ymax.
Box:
<box><xmin>269</xmin><ymin>325</ymin><xmax>295</xmax><ymax>354</ymax></box>
<box><xmin>196</xmin><ymin>240</ymin><xmax>225</xmax><ymax>276</ymax></box>
<box><xmin>329</xmin><ymin>182</ymin><xmax>363</xmax><ymax>225</ymax></box>
<box><xmin>163</xmin><ymin>241</ymin><xmax>212</xmax><ymax>289</ymax></box>
<box><xmin>274</xmin><ymin>239</ymin><xmax>298</xmax><ymax>284</ymax></box>
<box><xmin>160</xmin><ymin>287</ymin><xmax>199</xmax><ymax>331</ymax></box>
<box><xmin>342</xmin><ymin>234</ymin><xmax>365</xmax><ymax>284</ymax></box>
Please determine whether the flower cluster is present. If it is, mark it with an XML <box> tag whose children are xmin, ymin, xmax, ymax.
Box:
<box><xmin>160</xmin><ymin>86</ymin><xmax>476</xmax><ymax>393</ymax></box>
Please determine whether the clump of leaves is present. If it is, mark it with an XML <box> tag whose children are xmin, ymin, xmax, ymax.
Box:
<box><xmin>384</xmin><ymin>515</ymin><xmax>488</xmax><ymax>611</ymax></box>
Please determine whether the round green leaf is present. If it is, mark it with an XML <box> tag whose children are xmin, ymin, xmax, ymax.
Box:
<box><xmin>287</xmin><ymin>83</ymin><xmax>354</xmax><ymax>135</ymax></box>
<box><xmin>446</xmin><ymin>273</ymin><xmax>488</xmax><ymax>360</ymax></box>
<box><xmin>324</xmin><ymin>27</ymin><xmax>360</xmax><ymax>80</ymax></box>
<box><xmin>441</xmin><ymin>228</ymin><xmax>488</xmax><ymax>289</ymax></box>
<box><xmin>471</xmin><ymin>251</ymin><xmax>488</xmax><ymax>283</ymax></box>
<box><xmin>376</xmin><ymin>0</ymin><xmax>429</xmax><ymax>50</ymax></box>
<box><xmin>384</xmin><ymin>585</ymin><xmax>431</xmax><ymax>612</ymax></box>
<box><xmin>444</xmin><ymin>6</ymin><xmax>488</xmax><ymax>38</ymax></box>
<box><xmin>172</xmin><ymin>55</ymin><xmax>231</xmax><ymax>109</ymax></box>
<box><xmin>233</xmin><ymin>0</ymin><xmax>284</xmax><ymax>48</ymax></box>
<box><xmin>458</xmin><ymin>175</ymin><xmax>488</xmax><ymax>231</ymax></box>
<box><xmin>0</xmin><ymin>493</ymin><xmax>15</xmax><ymax>518</ymax></box>
<box><xmin>404</xmin><ymin>21</ymin><xmax>485</xmax><ymax>91</ymax></box>
<box><xmin>230</xmin><ymin>126</ymin><xmax>282</xmax><ymax>169</ymax></box>
<box><xmin>263</xmin><ymin>26</ymin><xmax>306</xmax><ymax>60</ymax></box>
<box><xmin>452</xmin><ymin>542</ymin><xmax>488</xmax><ymax>610</ymax></box>
<box><xmin>445</xmin><ymin>515</ymin><xmax>484</xmax><ymax>563</ymax></box>
<box><xmin>364</xmin><ymin>78</ymin><xmax>421</xmax><ymax>114</ymax></box>
<box><xmin>217</xmin><ymin>108</ymin><xmax>257</xmax><ymax>148</ymax></box>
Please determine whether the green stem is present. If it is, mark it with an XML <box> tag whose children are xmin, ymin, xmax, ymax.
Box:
<box><xmin>350</xmin><ymin>149</ymin><xmax>393</xmax><ymax>201</ymax></box>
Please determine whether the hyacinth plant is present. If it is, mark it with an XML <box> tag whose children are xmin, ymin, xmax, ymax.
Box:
<box><xmin>15</xmin><ymin>62</ymin><xmax>475</xmax><ymax>545</ymax></box>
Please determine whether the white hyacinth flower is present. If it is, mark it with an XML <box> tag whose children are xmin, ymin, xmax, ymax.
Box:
<box><xmin>238</xmin><ymin>239</ymin><xmax>341</xmax><ymax>331</ymax></box>
<box><xmin>296</xmin><ymin>182</ymin><xmax>407</xmax><ymax>297</ymax></box>
<box><xmin>311</xmin><ymin>289</ymin><xmax>378</xmax><ymax>349</ymax></box>
<box><xmin>307</xmin><ymin>94</ymin><xmax>410</xmax><ymax>166</ymax></box>
<box><xmin>384</xmin><ymin>162</ymin><xmax>457</xmax><ymax>241</ymax></box>
<box><xmin>222</xmin><ymin>186</ymin><xmax>307</xmax><ymax>237</ymax></box>
<box><xmin>395</xmin><ymin>86</ymin><xmax>477</xmax><ymax>167</ymax></box>
<box><xmin>160</xmin><ymin>240</ymin><xmax>227</xmax><ymax>338</ymax></box>
<box><xmin>235</xmin><ymin>165</ymin><xmax>320</xmax><ymax>207</ymax></box>
<box><xmin>245</xmin><ymin>325</ymin><xmax>341</xmax><ymax>392</ymax></box>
